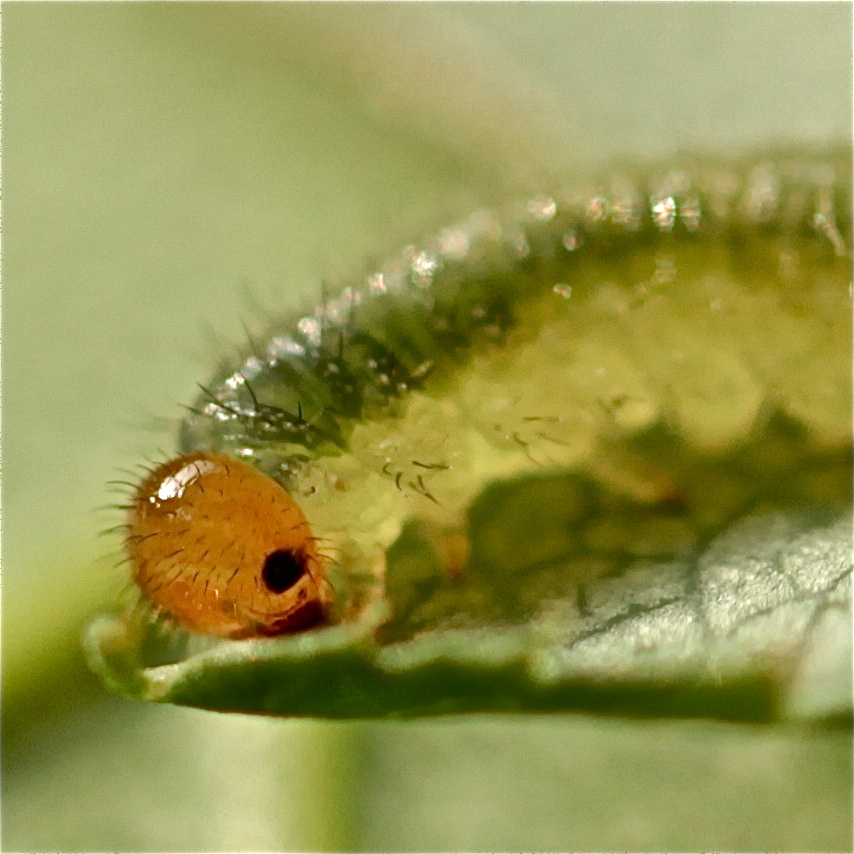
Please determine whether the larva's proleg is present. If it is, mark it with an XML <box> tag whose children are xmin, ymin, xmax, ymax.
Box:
<box><xmin>125</xmin><ymin>148</ymin><xmax>851</xmax><ymax>642</ymax></box>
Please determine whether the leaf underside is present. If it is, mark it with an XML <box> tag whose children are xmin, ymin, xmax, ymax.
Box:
<box><xmin>86</xmin><ymin>459</ymin><xmax>852</xmax><ymax>722</ymax></box>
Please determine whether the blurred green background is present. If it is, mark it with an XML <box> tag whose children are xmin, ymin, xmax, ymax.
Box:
<box><xmin>4</xmin><ymin>3</ymin><xmax>852</xmax><ymax>850</ymax></box>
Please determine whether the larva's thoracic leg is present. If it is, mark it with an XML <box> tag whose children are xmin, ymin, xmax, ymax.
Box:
<box><xmin>419</xmin><ymin>520</ymin><xmax>471</xmax><ymax>579</ymax></box>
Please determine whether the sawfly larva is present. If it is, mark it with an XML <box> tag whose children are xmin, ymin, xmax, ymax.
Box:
<box><xmin>120</xmin><ymin>148</ymin><xmax>851</xmax><ymax>641</ymax></box>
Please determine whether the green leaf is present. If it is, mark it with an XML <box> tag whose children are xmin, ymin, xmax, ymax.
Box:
<box><xmin>85</xmin><ymin>488</ymin><xmax>851</xmax><ymax>722</ymax></box>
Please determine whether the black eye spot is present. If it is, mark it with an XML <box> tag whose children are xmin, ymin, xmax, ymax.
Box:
<box><xmin>261</xmin><ymin>549</ymin><xmax>305</xmax><ymax>594</ymax></box>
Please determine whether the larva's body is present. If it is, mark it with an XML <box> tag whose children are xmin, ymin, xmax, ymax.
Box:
<box><xmin>131</xmin><ymin>149</ymin><xmax>851</xmax><ymax>638</ymax></box>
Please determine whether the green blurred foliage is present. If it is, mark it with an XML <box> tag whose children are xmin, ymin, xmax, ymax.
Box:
<box><xmin>4</xmin><ymin>4</ymin><xmax>851</xmax><ymax>851</ymax></box>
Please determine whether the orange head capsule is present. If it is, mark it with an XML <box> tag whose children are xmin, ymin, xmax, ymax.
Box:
<box><xmin>126</xmin><ymin>452</ymin><xmax>331</xmax><ymax>638</ymax></box>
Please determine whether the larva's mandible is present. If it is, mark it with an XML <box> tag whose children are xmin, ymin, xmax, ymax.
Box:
<box><xmin>126</xmin><ymin>149</ymin><xmax>851</xmax><ymax>639</ymax></box>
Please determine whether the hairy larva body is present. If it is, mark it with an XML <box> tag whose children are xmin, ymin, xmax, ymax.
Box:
<box><xmin>128</xmin><ymin>148</ymin><xmax>851</xmax><ymax>639</ymax></box>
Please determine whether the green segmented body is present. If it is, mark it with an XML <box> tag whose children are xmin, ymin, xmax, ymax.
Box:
<box><xmin>179</xmin><ymin>148</ymin><xmax>851</xmax><ymax>604</ymax></box>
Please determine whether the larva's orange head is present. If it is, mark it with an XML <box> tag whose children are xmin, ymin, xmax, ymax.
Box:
<box><xmin>126</xmin><ymin>452</ymin><xmax>330</xmax><ymax>638</ymax></box>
